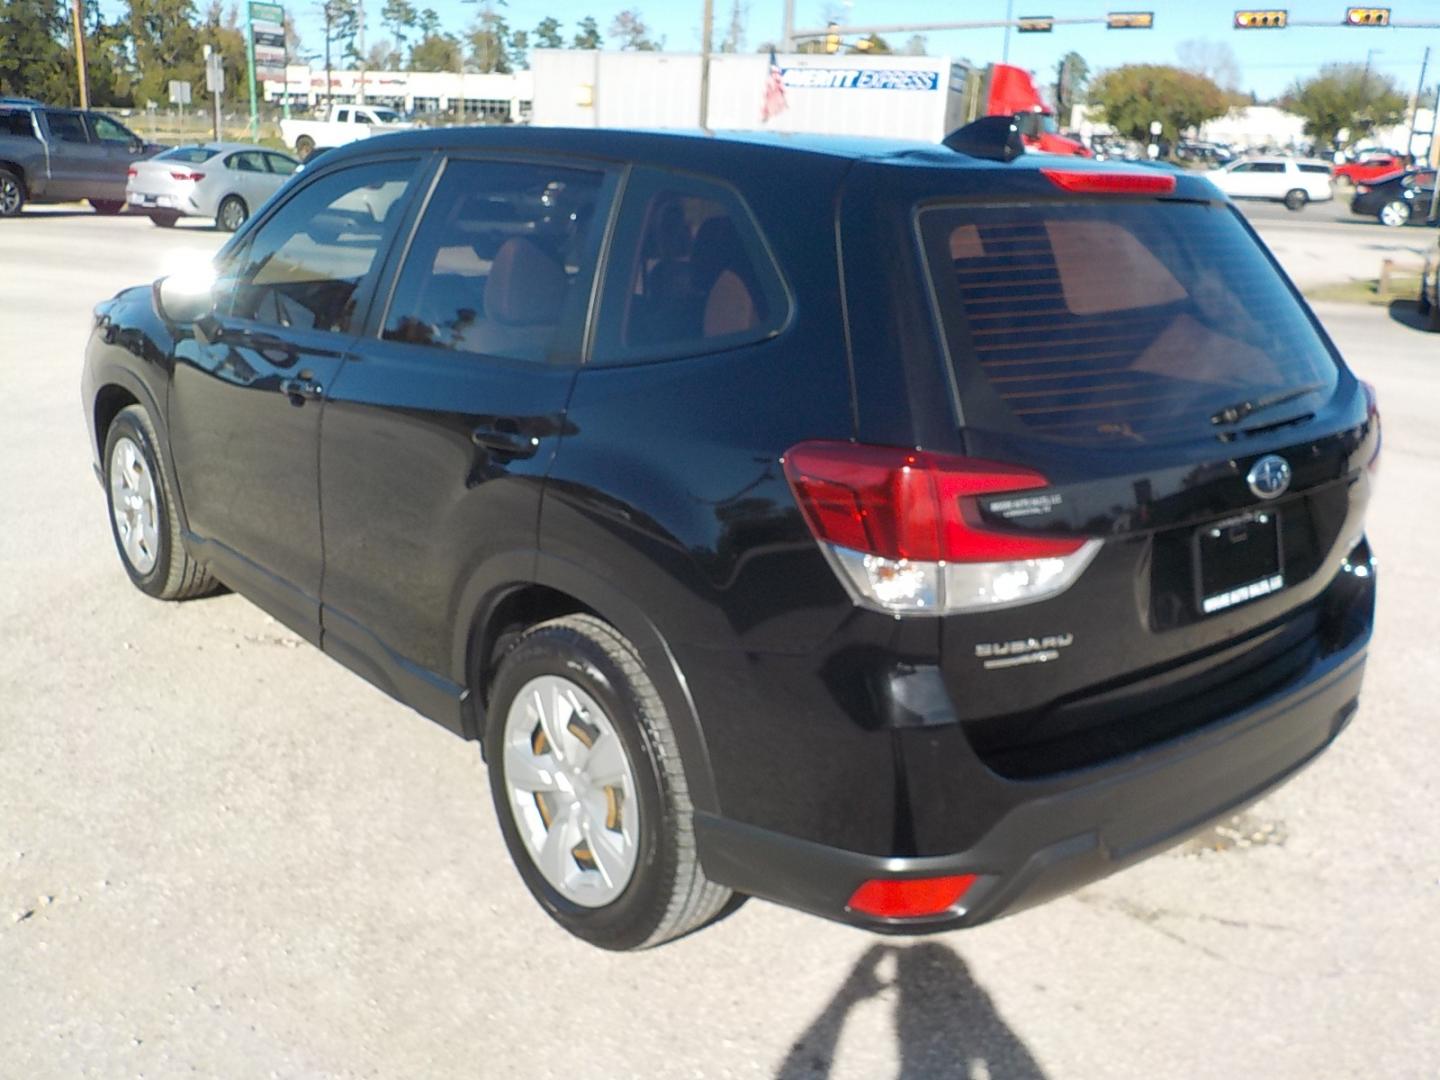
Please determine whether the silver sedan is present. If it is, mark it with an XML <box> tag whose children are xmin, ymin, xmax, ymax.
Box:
<box><xmin>125</xmin><ymin>142</ymin><xmax>299</xmax><ymax>231</ymax></box>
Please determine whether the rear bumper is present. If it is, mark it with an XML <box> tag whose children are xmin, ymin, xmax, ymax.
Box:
<box><xmin>696</xmin><ymin>604</ymin><xmax>1368</xmax><ymax>933</ymax></box>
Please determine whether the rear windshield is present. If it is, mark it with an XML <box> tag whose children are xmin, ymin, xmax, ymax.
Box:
<box><xmin>159</xmin><ymin>146</ymin><xmax>221</xmax><ymax>164</ymax></box>
<box><xmin>918</xmin><ymin>201</ymin><xmax>1339</xmax><ymax>445</ymax></box>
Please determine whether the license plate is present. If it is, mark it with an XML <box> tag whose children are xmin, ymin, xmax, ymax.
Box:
<box><xmin>1195</xmin><ymin>511</ymin><xmax>1284</xmax><ymax>615</ymax></box>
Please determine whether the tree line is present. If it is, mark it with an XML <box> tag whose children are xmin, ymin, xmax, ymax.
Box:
<box><xmin>0</xmin><ymin>0</ymin><xmax>670</xmax><ymax>108</ymax></box>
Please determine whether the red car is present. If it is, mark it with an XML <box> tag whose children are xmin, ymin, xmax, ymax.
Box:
<box><xmin>1334</xmin><ymin>153</ymin><xmax>1404</xmax><ymax>185</ymax></box>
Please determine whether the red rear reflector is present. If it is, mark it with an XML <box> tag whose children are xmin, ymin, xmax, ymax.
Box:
<box><xmin>782</xmin><ymin>442</ymin><xmax>1084</xmax><ymax>563</ymax></box>
<box><xmin>1040</xmin><ymin>168</ymin><xmax>1176</xmax><ymax>195</ymax></box>
<box><xmin>848</xmin><ymin>875</ymin><xmax>978</xmax><ymax>918</ymax></box>
<box><xmin>170</xmin><ymin>171</ymin><xmax>205</xmax><ymax>182</ymax></box>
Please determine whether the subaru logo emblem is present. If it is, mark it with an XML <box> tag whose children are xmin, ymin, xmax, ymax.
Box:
<box><xmin>1247</xmin><ymin>455</ymin><xmax>1292</xmax><ymax>500</ymax></box>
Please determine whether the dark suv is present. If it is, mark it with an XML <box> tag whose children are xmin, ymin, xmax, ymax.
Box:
<box><xmin>82</xmin><ymin>125</ymin><xmax>1378</xmax><ymax>950</ymax></box>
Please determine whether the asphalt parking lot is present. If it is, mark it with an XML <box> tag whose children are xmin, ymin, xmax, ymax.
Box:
<box><xmin>2</xmin><ymin>206</ymin><xmax>1438</xmax><ymax>1079</ymax></box>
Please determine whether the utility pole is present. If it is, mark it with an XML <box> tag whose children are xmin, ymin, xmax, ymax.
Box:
<box><xmin>1407</xmin><ymin>46</ymin><xmax>1430</xmax><ymax>162</ymax></box>
<box><xmin>357</xmin><ymin>0</ymin><xmax>366</xmax><ymax>105</ymax></box>
<box><xmin>700</xmin><ymin>0</ymin><xmax>713</xmax><ymax>129</ymax></box>
<box><xmin>1001</xmin><ymin>0</ymin><xmax>1015</xmax><ymax>63</ymax></box>
<box><xmin>781</xmin><ymin>0</ymin><xmax>793</xmax><ymax>51</ymax></box>
<box><xmin>70</xmin><ymin>0</ymin><xmax>89</xmax><ymax>109</ymax></box>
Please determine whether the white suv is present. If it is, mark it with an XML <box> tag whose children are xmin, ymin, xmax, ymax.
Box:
<box><xmin>1207</xmin><ymin>157</ymin><xmax>1335</xmax><ymax>211</ymax></box>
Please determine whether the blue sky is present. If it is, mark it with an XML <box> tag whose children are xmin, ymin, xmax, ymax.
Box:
<box><xmin>277</xmin><ymin>0</ymin><xmax>1440</xmax><ymax>99</ymax></box>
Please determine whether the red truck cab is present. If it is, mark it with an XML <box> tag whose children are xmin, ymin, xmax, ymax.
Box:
<box><xmin>985</xmin><ymin>63</ymin><xmax>1090</xmax><ymax>156</ymax></box>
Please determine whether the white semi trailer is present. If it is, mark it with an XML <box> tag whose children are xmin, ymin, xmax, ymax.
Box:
<box><xmin>528</xmin><ymin>50</ymin><xmax>982</xmax><ymax>143</ymax></box>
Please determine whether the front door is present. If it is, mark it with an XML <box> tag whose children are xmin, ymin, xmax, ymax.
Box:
<box><xmin>167</xmin><ymin>156</ymin><xmax>420</xmax><ymax>640</ymax></box>
<box><xmin>318</xmin><ymin>155</ymin><xmax>617</xmax><ymax>683</ymax></box>
<box><xmin>85</xmin><ymin>113</ymin><xmax>149</xmax><ymax>201</ymax></box>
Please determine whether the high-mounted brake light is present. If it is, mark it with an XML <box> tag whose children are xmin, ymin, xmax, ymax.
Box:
<box><xmin>170</xmin><ymin>171</ymin><xmax>205</xmax><ymax>182</ymax></box>
<box><xmin>1040</xmin><ymin>168</ymin><xmax>1176</xmax><ymax>195</ymax></box>
<box><xmin>847</xmin><ymin>875</ymin><xmax>978</xmax><ymax>919</ymax></box>
<box><xmin>783</xmin><ymin>442</ymin><xmax>1101</xmax><ymax>615</ymax></box>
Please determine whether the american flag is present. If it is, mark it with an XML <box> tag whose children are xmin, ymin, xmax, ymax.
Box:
<box><xmin>762</xmin><ymin>48</ymin><xmax>788</xmax><ymax>122</ymax></box>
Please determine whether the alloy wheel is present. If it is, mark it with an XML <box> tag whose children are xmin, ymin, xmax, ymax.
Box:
<box><xmin>108</xmin><ymin>436</ymin><xmax>160</xmax><ymax>575</ymax></box>
<box><xmin>1379</xmin><ymin>200</ymin><xmax>1410</xmax><ymax>227</ymax></box>
<box><xmin>502</xmin><ymin>675</ymin><xmax>641</xmax><ymax>907</ymax></box>
<box><xmin>0</xmin><ymin>175</ymin><xmax>21</xmax><ymax>216</ymax></box>
<box><xmin>218</xmin><ymin>198</ymin><xmax>247</xmax><ymax>231</ymax></box>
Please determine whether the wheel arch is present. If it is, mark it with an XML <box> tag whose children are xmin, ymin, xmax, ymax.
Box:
<box><xmin>453</xmin><ymin>552</ymin><xmax>720</xmax><ymax>816</ymax></box>
<box><xmin>90</xmin><ymin>369</ymin><xmax>192</xmax><ymax>534</ymax></box>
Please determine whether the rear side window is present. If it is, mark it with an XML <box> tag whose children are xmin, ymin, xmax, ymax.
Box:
<box><xmin>44</xmin><ymin>111</ymin><xmax>89</xmax><ymax>143</ymax></box>
<box><xmin>0</xmin><ymin>109</ymin><xmax>36</xmax><ymax>138</ymax></box>
<box><xmin>918</xmin><ymin>201</ymin><xmax>1339</xmax><ymax>445</ymax></box>
<box><xmin>160</xmin><ymin>146</ymin><xmax>221</xmax><ymax>164</ymax></box>
<box><xmin>381</xmin><ymin>158</ymin><xmax>608</xmax><ymax>363</ymax></box>
<box><xmin>592</xmin><ymin>169</ymin><xmax>789</xmax><ymax>364</ymax></box>
<box><xmin>1251</xmin><ymin>162</ymin><xmax>1285</xmax><ymax>174</ymax></box>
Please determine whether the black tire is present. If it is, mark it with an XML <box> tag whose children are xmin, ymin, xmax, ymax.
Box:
<box><xmin>1283</xmin><ymin>189</ymin><xmax>1308</xmax><ymax>212</ymax></box>
<box><xmin>295</xmin><ymin>135</ymin><xmax>315</xmax><ymax>161</ymax></box>
<box><xmin>0</xmin><ymin>167</ymin><xmax>24</xmax><ymax>217</ymax></box>
<box><xmin>484</xmin><ymin>614</ymin><xmax>733</xmax><ymax>950</ymax></box>
<box><xmin>90</xmin><ymin>198</ymin><xmax>125</xmax><ymax>215</ymax></box>
<box><xmin>149</xmin><ymin>211</ymin><xmax>180</xmax><ymax>228</ymax></box>
<box><xmin>1378</xmin><ymin>199</ymin><xmax>1411</xmax><ymax>227</ymax></box>
<box><xmin>216</xmin><ymin>194</ymin><xmax>248</xmax><ymax>232</ymax></box>
<box><xmin>102</xmin><ymin>405</ymin><xmax>218</xmax><ymax>601</ymax></box>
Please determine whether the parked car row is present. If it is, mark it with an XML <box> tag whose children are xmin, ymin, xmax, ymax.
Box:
<box><xmin>0</xmin><ymin>96</ymin><xmax>157</xmax><ymax>216</ymax></box>
<box><xmin>126</xmin><ymin>143</ymin><xmax>299</xmax><ymax>231</ymax></box>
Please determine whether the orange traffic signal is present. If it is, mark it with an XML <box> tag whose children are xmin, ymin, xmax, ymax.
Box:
<box><xmin>1106</xmin><ymin>11</ymin><xmax>1154</xmax><ymax>29</ymax></box>
<box><xmin>1345</xmin><ymin>7</ymin><xmax>1390</xmax><ymax>25</ymax></box>
<box><xmin>1235</xmin><ymin>10</ymin><xmax>1288</xmax><ymax>28</ymax></box>
<box><xmin>1017</xmin><ymin>15</ymin><xmax>1055</xmax><ymax>32</ymax></box>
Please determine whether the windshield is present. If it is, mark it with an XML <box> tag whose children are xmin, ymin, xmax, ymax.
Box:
<box><xmin>160</xmin><ymin>146</ymin><xmax>221</xmax><ymax>163</ymax></box>
<box><xmin>918</xmin><ymin>200</ymin><xmax>1340</xmax><ymax>446</ymax></box>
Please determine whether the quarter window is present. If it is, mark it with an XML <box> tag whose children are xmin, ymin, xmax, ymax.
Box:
<box><xmin>225</xmin><ymin>159</ymin><xmax>415</xmax><ymax>334</ymax></box>
<box><xmin>381</xmin><ymin>158</ymin><xmax>607</xmax><ymax>363</ymax></box>
<box><xmin>593</xmin><ymin>171</ymin><xmax>789</xmax><ymax>364</ymax></box>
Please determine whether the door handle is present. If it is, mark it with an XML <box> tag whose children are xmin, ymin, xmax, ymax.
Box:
<box><xmin>471</xmin><ymin>425</ymin><xmax>539</xmax><ymax>460</ymax></box>
<box><xmin>280</xmin><ymin>377</ymin><xmax>324</xmax><ymax>403</ymax></box>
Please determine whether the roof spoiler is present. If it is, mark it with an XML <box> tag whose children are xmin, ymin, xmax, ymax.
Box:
<box><xmin>942</xmin><ymin>115</ymin><xmax>1025</xmax><ymax>163</ymax></box>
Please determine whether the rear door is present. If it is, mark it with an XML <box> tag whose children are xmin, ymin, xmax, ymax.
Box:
<box><xmin>317</xmin><ymin>153</ymin><xmax>618</xmax><ymax>682</ymax></box>
<box><xmin>167</xmin><ymin>155</ymin><xmax>421</xmax><ymax>640</ymax></box>
<box><xmin>85</xmin><ymin>113</ymin><xmax>148</xmax><ymax>199</ymax></box>
<box><xmin>890</xmin><ymin>179</ymin><xmax>1375</xmax><ymax>769</ymax></box>
<box><xmin>39</xmin><ymin>110</ymin><xmax>104</xmax><ymax>199</ymax></box>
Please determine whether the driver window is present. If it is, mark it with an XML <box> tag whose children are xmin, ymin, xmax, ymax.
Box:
<box><xmin>225</xmin><ymin>159</ymin><xmax>415</xmax><ymax>334</ymax></box>
<box><xmin>87</xmin><ymin>115</ymin><xmax>135</xmax><ymax>144</ymax></box>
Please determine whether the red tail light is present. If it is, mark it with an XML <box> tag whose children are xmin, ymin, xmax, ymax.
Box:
<box><xmin>126</xmin><ymin>166</ymin><xmax>137</xmax><ymax>178</ymax></box>
<box><xmin>1356</xmin><ymin>184</ymin><xmax>1371</xmax><ymax>194</ymax></box>
<box><xmin>783</xmin><ymin>443</ymin><xmax>1084</xmax><ymax>563</ymax></box>
<box><xmin>1361</xmin><ymin>380</ymin><xmax>1380</xmax><ymax>472</ymax></box>
<box><xmin>1040</xmin><ymin>168</ymin><xmax>1176</xmax><ymax>195</ymax></box>
<box><xmin>847</xmin><ymin>875</ymin><xmax>978</xmax><ymax>919</ymax></box>
<box><xmin>170</xmin><ymin>171</ymin><xmax>205</xmax><ymax>182</ymax></box>
<box><xmin>783</xmin><ymin>442</ymin><xmax>1098</xmax><ymax>614</ymax></box>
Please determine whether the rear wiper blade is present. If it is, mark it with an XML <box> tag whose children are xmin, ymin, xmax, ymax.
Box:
<box><xmin>1210</xmin><ymin>383</ymin><xmax>1327</xmax><ymax>427</ymax></box>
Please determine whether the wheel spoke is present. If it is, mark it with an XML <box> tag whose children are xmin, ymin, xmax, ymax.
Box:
<box><xmin>503</xmin><ymin>742</ymin><xmax>560</xmax><ymax>794</ymax></box>
<box><xmin>582</xmin><ymin>817</ymin><xmax>628</xmax><ymax>889</ymax></box>
<box><xmin>584</xmin><ymin>732</ymin><xmax>627</xmax><ymax>787</ymax></box>
<box><xmin>537</xmin><ymin>812</ymin><xmax>575</xmax><ymax>885</ymax></box>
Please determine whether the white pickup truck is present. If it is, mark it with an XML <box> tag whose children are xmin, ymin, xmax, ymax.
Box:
<box><xmin>278</xmin><ymin>104</ymin><xmax>417</xmax><ymax>161</ymax></box>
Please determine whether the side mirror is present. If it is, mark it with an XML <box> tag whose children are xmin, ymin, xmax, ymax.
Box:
<box><xmin>153</xmin><ymin>274</ymin><xmax>217</xmax><ymax>327</ymax></box>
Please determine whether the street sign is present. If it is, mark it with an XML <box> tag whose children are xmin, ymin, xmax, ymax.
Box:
<box><xmin>205</xmin><ymin>53</ymin><xmax>225</xmax><ymax>94</ymax></box>
<box><xmin>1235</xmin><ymin>10</ymin><xmax>1288</xmax><ymax>28</ymax></box>
<box><xmin>168</xmin><ymin>80</ymin><xmax>191</xmax><ymax>105</ymax></box>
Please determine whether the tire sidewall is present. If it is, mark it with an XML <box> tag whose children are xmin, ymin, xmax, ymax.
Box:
<box><xmin>1284</xmin><ymin>189</ymin><xmax>1307</xmax><ymax>211</ymax></box>
<box><xmin>103</xmin><ymin>409</ymin><xmax>174</xmax><ymax>597</ymax></box>
<box><xmin>218</xmin><ymin>196</ymin><xmax>247</xmax><ymax>232</ymax></box>
<box><xmin>484</xmin><ymin>626</ymin><xmax>675</xmax><ymax>949</ymax></box>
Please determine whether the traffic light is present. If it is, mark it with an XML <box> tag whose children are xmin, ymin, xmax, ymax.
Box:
<box><xmin>824</xmin><ymin>22</ymin><xmax>840</xmax><ymax>53</ymax></box>
<box><xmin>1235</xmin><ymin>10</ymin><xmax>1288</xmax><ymax>28</ymax></box>
<box><xmin>1106</xmin><ymin>12</ymin><xmax>1154</xmax><ymax>29</ymax></box>
<box><xmin>1345</xmin><ymin>7</ymin><xmax>1390</xmax><ymax>25</ymax></box>
<box><xmin>1017</xmin><ymin>15</ymin><xmax>1055</xmax><ymax>32</ymax></box>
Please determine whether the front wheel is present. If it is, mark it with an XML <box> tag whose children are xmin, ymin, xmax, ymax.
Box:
<box><xmin>1283</xmin><ymin>189</ymin><xmax>1309</xmax><ymax>211</ymax></box>
<box><xmin>149</xmin><ymin>211</ymin><xmax>180</xmax><ymax>228</ymax></box>
<box><xmin>90</xmin><ymin>198</ymin><xmax>125</xmax><ymax>215</ymax></box>
<box><xmin>0</xmin><ymin>168</ymin><xmax>24</xmax><ymax>217</ymax></box>
<box><xmin>103</xmin><ymin>405</ymin><xmax>219</xmax><ymax>600</ymax></box>
<box><xmin>216</xmin><ymin>194</ymin><xmax>248</xmax><ymax>232</ymax></box>
<box><xmin>294</xmin><ymin>135</ymin><xmax>315</xmax><ymax>161</ymax></box>
<box><xmin>484</xmin><ymin>615</ymin><xmax>733</xmax><ymax>950</ymax></box>
<box><xmin>1378</xmin><ymin>200</ymin><xmax>1411</xmax><ymax>227</ymax></box>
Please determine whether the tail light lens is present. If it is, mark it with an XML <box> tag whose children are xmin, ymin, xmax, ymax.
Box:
<box><xmin>848</xmin><ymin>875</ymin><xmax>978</xmax><ymax>919</ymax></box>
<box><xmin>782</xmin><ymin>442</ymin><xmax>1101</xmax><ymax>615</ymax></box>
<box><xmin>1361</xmin><ymin>380</ymin><xmax>1380</xmax><ymax>473</ymax></box>
<box><xmin>170</xmin><ymin>171</ymin><xmax>205</xmax><ymax>182</ymax></box>
<box><xmin>126</xmin><ymin>166</ymin><xmax>137</xmax><ymax>178</ymax></box>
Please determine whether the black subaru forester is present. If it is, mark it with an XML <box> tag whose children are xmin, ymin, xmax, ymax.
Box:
<box><xmin>82</xmin><ymin>122</ymin><xmax>1379</xmax><ymax>950</ymax></box>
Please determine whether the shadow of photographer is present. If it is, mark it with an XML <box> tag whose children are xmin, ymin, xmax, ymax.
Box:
<box><xmin>778</xmin><ymin>942</ymin><xmax>1044</xmax><ymax>1080</ymax></box>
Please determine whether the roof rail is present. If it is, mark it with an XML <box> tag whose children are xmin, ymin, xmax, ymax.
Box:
<box><xmin>942</xmin><ymin>115</ymin><xmax>1024</xmax><ymax>163</ymax></box>
<box><xmin>0</xmin><ymin>96</ymin><xmax>42</xmax><ymax>106</ymax></box>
